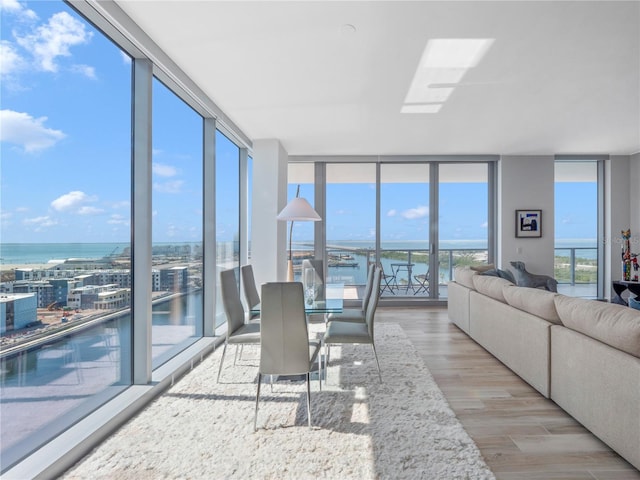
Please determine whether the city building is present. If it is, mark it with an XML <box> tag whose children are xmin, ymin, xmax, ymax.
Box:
<box><xmin>0</xmin><ymin>294</ymin><xmax>37</xmax><ymax>334</ymax></box>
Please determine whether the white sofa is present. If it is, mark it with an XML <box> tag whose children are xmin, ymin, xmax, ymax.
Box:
<box><xmin>448</xmin><ymin>266</ymin><xmax>640</xmax><ymax>471</ymax></box>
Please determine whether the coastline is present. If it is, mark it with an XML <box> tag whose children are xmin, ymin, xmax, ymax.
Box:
<box><xmin>1</xmin><ymin>263</ymin><xmax>58</xmax><ymax>271</ymax></box>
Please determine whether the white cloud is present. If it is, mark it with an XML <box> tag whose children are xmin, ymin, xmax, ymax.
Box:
<box><xmin>15</xmin><ymin>11</ymin><xmax>92</xmax><ymax>73</ymax></box>
<box><xmin>154</xmin><ymin>180</ymin><xmax>184</xmax><ymax>194</ymax></box>
<box><xmin>0</xmin><ymin>41</ymin><xmax>26</xmax><ymax>77</ymax></box>
<box><xmin>0</xmin><ymin>0</ymin><xmax>23</xmax><ymax>12</ymax></box>
<box><xmin>166</xmin><ymin>225</ymin><xmax>179</xmax><ymax>238</ymax></box>
<box><xmin>153</xmin><ymin>163</ymin><xmax>178</xmax><ymax>177</ymax></box>
<box><xmin>110</xmin><ymin>200</ymin><xmax>130</xmax><ymax>209</ymax></box>
<box><xmin>387</xmin><ymin>209</ymin><xmax>397</xmax><ymax>217</ymax></box>
<box><xmin>0</xmin><ymin>211</ymin><xmax>12</xmax><ymax>226</ymax></box>
<box><xmin>70</xmin><ymin>63</ymin><xmax>96</xmax><ymax>79</ymax></box>
<box><xmin>108</xmin><ymin>214</ymin><xmax>128</xmax><ymax>225</ymax></box>
<box><xmin>51</xmin><ymin>191</ymin><xmax>97</xmax><ymax>213</ymax></box>
<box><xmin>401</xmin><ymin>205</ymin><xmax>429</xmax><ymax>220</ymax></box>
<box><xmin>23</xmin><ymin>215</ymin><xmax>57</xmax><ymax>229</ymax></box>
<box><xmin>0</xmin><ymin>0</ymin><xmax>37</xmax><ymax>20</ymax></box>
<box><xmin>77</xmin><ymin>206</ymin><xmax>104</xmax><ymax>215</ymax></box>
<box><xmin>0</xmin><ymin>109</ymin><xmax>66</xmax><ymax>153</ymax></box>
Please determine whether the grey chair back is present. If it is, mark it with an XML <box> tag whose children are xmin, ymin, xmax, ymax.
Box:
<box><xmin>260</xmin><ymin>282</ymin><xmax>311</xmax><ymax>376</ymax></box>
<box><xmin>361</xmin><ymin>262</ymin><xmax>376</xmax><ymax>310</ymax></box>
<box><xmin>220</xmin><ymin>268</ymin><xmax>245</xmax><ymax>336</ymax></box>
<box><xmin>365</xmin><ymin>267</ymin><xmax>382</xmax><ymax>338</ymax></box>
<box><xmin>241</xmin><ymin>264</ymin><xmax>260</xmax><ymax>311</ymax></box>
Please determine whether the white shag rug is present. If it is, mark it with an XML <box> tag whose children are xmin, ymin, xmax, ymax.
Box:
<box><xmin>63</xmin><ymin>323</ymin><xmax>495</xmax><ymax>480</ymax></box>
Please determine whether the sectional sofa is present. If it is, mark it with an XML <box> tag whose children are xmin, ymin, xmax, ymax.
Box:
<box><xmin>448</xmin><ymin>266</ymin><xmax>640</xmax><ymax>471</ymax></box>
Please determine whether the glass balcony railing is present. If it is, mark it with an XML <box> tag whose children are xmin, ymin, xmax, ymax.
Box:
<box><xmin>296</xmin><ymin>245</ymin><xmax>600</xmax><ymax>299</ymax></box>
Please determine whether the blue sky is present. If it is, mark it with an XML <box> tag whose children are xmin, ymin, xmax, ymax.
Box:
<box><xmin>292</xmin><ymin>180</ymin><xmax>598</xmax><ymax>245</ymax></box>
<box><xmin>1</xmin><ymin>0</ymin><xmax>597</xmax><ymax>246</ymax></box>
<box><xmin>1</xmin><ymin>0</ymin><xmax>241</xmax><ymax>244</ymax></box>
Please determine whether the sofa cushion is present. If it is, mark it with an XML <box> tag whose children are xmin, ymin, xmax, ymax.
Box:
<box><xmin>454</xmin><ymin>267</ymin><xmax>477</xmax><ymax>290</ymax></box>
<box><xmin>554</xmin><ymin>295</ymin><xmax>640</xmax><ymax>358</ymax></box>
<box><xmin>472</xmin><ymin>275</ymin><xmax>513</xmax><ymax>303</ymax></box>
<box><xmin>502</xmin><ymin>285</ymin><xmax>561</xmax><ymax>324</ymax></box>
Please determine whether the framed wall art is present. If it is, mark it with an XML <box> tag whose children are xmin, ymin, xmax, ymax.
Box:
<box><xmin>515</xmin><ymin>209</ymin><xmax>541</xmax><ymax>238</ymax></box>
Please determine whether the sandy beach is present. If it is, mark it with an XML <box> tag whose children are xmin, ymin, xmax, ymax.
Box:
<box><xmin>1</xmin><ymin>263</ymin><xmax>59</xmax><ymax>271</ymax></box>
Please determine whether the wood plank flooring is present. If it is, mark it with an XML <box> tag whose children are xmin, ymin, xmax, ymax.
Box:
<box><xmin>376</xmin><ymin>306</ymin><xmax>640</xmax><ymax>480</ymax></box>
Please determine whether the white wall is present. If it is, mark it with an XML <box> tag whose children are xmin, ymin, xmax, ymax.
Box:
<box><xmin>251</xmin><ymin>139</ymin><xmax>289</xmax><ymax>287</ymax></box>
<box><xmin>606</xmin><ymin>156</ymin><xmax>634</xmax><ymax>290</ymax></box>
<box><xmin>630</xmin><ymin>153</ymin><xmax>640</xmax><ymax>244</ymax></box>
<box><xmin>498</xmin><ymin>156</ymin><xmax>556</xmax><ymax>277</ymax></box>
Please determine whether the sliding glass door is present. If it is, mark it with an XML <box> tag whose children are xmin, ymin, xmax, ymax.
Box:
<box><xmin>380</xmin><ymin>164</ymin><xmax>430</xmax><ymax>298</ymax></box>
<box><xmin>293</xmin><ymin>159</ymin><xmax>493</xmax><ymax>302</ymax></box>
<box><xmin>325</xmin><ymin>164</ymin><xmax>376</xmax><ymax>295</ymax></box>
<box><xmin>438</xmin><ymin>164</ymin><xmax>490</xmax><ymax>298</ymax></box>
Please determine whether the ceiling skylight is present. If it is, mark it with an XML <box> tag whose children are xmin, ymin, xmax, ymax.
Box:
<box><xmin>402</xmin><ymin>38</ymin><xmax>494</xmax><ymax>114</ymax></box>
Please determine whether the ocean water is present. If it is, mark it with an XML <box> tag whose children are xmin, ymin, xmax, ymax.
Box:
<box><xmin>1</xmin><ymin>239</ymin><xmax>598</xmax><ymax>265</ymax></box>
<box><xmin>0</xmin><ymin>242</ymin><xmax>204</xmax><ymax>265</ymax></box>
<box><xmin>1</xmin><ymin>243</ymin><xmax>131</xmax><ymax>264</ymax></box>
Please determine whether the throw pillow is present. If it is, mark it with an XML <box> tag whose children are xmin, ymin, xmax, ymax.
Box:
<box><xmin>481</xmin><ymin>268</ymin><xmax>517</xmax><ymax>284</ymax></box>
<box><xmin>630</xmin><ymin>296</ymin><xmax>640</xmax><ymax>311</ymax></box>
<box><xmin>470</xmin><ymin>263</ymin><xmax>495</xmax><ymax>273</ymax></box>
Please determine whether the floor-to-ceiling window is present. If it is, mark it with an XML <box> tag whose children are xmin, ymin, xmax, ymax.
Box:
<box><xmin>151</xmin><ymin>78</ymin><xmax>203</xmax><ymax>368</ymax></box>
<box><xmin>247</xmin><ymin>155</ymin><xmax>254</xmax><ymax>262</ymax></box>
<box><xmin>325</xmin><ymin>164</ymin><xmax>377</xmax><ymax>293</ymax></box>
<box><xmin>554</xmin><ymin>160</ymin><xmax>601</xmax><ymax>298</ymax></box>
<box><xmin>287</xmin><ymin>163</ymin><xmax>316</xmax><ymax>281</ymax></box>
<box><xmin>438</xmin><ymin>163</ymin><xmax>490</xmax><ymax>298</ymax></box>
<box><xmin>304</xmin><ymin>159</ymin><xmax>492</xmax><ymax>302</ymax></box>
<box><xmin>215</xmin><ymin>131</ymin><xmax>240</xmax><ymax>327</ymax></box>
<box><xmin>1</xmin><ymin>1</ymin><xmax>253</xmax><ymax>474</ymax></box>
<box><xmin>0</xmin><ymin>0</ymin><xmax>132</xmax><ymax>469</ymax></box>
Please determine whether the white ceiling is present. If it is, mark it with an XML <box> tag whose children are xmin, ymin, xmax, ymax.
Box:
<box><xmin>115</xmin><ymin>1</ymin><xmax>640</xmax><ymax>157</ymax></box>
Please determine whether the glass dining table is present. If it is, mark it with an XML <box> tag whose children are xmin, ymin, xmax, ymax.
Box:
<box><xmin>250</xmin><ymin>283</ymin><xmax>344</xmax><ymax>316</ymax></box>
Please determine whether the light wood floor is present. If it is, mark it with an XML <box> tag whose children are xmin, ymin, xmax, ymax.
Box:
<box><xmin>376</xmin><ymin>306</ymin><xmax>640</xmax><ymax>480</ymax></box>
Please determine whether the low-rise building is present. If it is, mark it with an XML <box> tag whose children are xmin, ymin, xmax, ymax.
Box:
<box><xmin>0</xmin><ymin>293</ymin><xmax>38</xmax><ymax>334</ymax></box>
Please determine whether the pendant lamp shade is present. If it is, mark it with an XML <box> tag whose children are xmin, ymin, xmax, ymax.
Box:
<box><xmin>277</xmin><ymin>197</ymin><xmax>321</xmax><ymax>222</ymax></box>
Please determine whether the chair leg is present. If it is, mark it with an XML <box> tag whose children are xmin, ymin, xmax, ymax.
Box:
<box><xmin>323</xmin><ymin>343</ymin><xmax>330</xmax><ymax>383</ymax></box>
<box><xmin>317</xmin><ymin>350</ymin><xmax>322</xmax><ymax>391</ymax></box>
<box><xmin>254</xmin><ymin>373</ymin><xmax>262</xmax><ymax>431</ymax></box>
<box><xmin>306</xmin><ymin>372</ymin><xmax>312</xmax><ymax>428</ymax></box>
<box><xmin>371</xmin><ymin>343</ymin><xmax>382</xmax><ymax>383</ymax></box>
<box><xmin>216</xmin><ymin>343</ymin><xmax>228</xmax><ymax>383</ymax></box>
